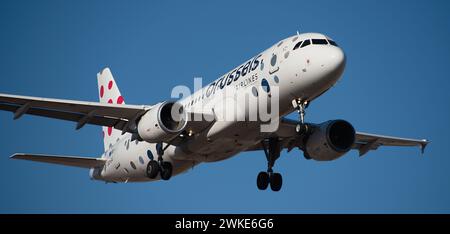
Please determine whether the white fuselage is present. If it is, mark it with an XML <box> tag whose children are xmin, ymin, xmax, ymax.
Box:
<box><xmin>92</xmin><ymin>33</ymin><xmax>346</xmax><ymax>183</ymax></box>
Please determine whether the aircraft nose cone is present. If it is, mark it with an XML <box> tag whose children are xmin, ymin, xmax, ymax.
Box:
<box><xmin>324</xmin><ymin>46</ymin><xmax>346</xmax><ymax>75</ymax></box>
<box><xmin>307</xmin><ymin>46</ymin><xmax>346</xmax><ymax>87</ymax></box>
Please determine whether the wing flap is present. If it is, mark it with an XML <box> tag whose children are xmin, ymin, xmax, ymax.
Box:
<box><xmin>11</xmin><ymin>153</ymin><xmax>106</xmax><ymax>168</ymax></box>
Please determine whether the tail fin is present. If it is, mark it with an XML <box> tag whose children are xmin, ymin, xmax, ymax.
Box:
<box><xmin>97</xmin><ymin>68</ymin><xmax>126</xmax><ymax>151</ymax></box>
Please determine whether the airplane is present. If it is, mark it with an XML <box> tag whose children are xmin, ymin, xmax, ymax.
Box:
<box><xmin>0</xmin><ymin>32</ymin><xmax>429</xmax><ymax>191</ymax></box>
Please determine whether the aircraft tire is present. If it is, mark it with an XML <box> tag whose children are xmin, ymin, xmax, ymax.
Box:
<box><xmin>270</xmin><ymin>173</ymin><xmax>282</xmax><ymax>192</ymax></box>
<box><xmin>257</xmin><ymin>171</ymin><xmax>270</xmax><ymax>190</ymax></box>
<box><xmin>160</xmin><ymin>162</ymin><xmax>173</xmax><ymax>181</ymax></box>
<box><xmin>146</xmin><ymin>160</ymin><xmax>159</xmax><ymax>179</ymax></box>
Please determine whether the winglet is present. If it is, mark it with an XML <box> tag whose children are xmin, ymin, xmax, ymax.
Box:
<box><xmin>420</xmin><ymin>139</ymin><xmax>430</xmax><ymax>155</ymax></box>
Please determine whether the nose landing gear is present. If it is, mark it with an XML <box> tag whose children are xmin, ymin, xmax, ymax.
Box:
<box><xmin>146</xmin><ymin>142</ymin><xmax>173</xmax><ymax>180</ymax></box>
<box><xmin>257</xmin><ymin>138</ymin><xmax>283</xmax><ymax>192</ymax></box>
<box><xmin>292</xmin><ymin>98</ymin><xmax>309</xmax><ymax>133</ymax></box>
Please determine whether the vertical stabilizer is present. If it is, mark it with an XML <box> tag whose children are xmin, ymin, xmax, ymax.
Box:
<box><xmin>97</xmin><ymin>68</ymin><xmax>126</xmax><ymax>151</ymax></box>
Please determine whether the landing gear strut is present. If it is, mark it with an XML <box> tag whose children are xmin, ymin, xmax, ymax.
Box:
<box><xmin>257</xmin><ymin>138</ymin><xmax>283</xmax><ymax>192</ymax></box>
<box><xmin>292</xmin><ymin>98</ymin><xmax>309</xmax><ymax>133</ymax></box>
<box><xmin>146</xmin><ymin>142</ymin><xmax>173</xmax><ymax>180</ymax></box>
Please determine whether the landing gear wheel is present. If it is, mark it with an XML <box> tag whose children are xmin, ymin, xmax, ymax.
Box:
<box><xmin>155</xmin><ymin>142</ymin><xmax>173</xmax><ymax>181</ymax></box>
<box><xmin>146</xmin><ymin>160</ymin><xmax>159</xmax><ymax>179</ymax></box>
<box><xmin>269</xmin><ymin>173</ymin><xmax>283</xmax><ymax>192</ymax></box>
<box><xmin>160</xmin><ymin>161</ymin><xmax>173</xmax><ymax>181</ymax></box>
<box><xmin>296</xmin><ymin>124</ymin><xmax>308</xmax><ymax>134</ymax></box>
<box><xmin>257</xmin><ymin>172</ymin><xmax>270</xmax><ymax>190</ymax></box>
<box><xmin>257</xmin><ymin>138</ymin><xmax>284</xmax><ymax>191</ymax></box>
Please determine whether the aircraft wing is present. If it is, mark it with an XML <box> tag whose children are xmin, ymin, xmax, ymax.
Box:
<box><xmin>11</xmin><ymin>153</ymin><xmax>106</xmax><ymax>168</ymax></box>
<box><xmin>246</xmin><ymin>118</ymin><xmax>429</xmax><ymax>156</ymax></box>
<box><xmin>353</xmin><ymin>132</ymin><xmax>429</xmax><ymax>156</ymax></box>
<box><xmin>0</xmin><ymin>93</ymin><xmax>215</xmax><ymax>145</ymax></box>
<box><xmin>0</xmin><ymin>93</ymin><xmax>150</xmax><ymax>131</ymax></box>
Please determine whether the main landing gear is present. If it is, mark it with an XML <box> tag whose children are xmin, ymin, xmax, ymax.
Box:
<box><xmin>257</xmin><ymin>138</ymin><xmax>283</xmax><ymax>192</ymax></box>
<box><xmin>146</xmin><ymin>142</ymin><xmax>173</xmax><ymax>181</ymax></box>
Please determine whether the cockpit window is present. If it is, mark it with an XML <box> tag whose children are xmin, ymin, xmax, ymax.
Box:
<box><xmin>312</xmin><ymin>39</ymin><xmax>328</xmax><ymax>45</ymax></box>
<box><xmin>328</xmin><ymin>40</ymin><xmax>338</xmax><ymax>47</ymax></box>
<box><xmin>293</xmin><ymin>41</ymin><xmax>303</xmax><ymax>50</ymax></box>
<box><xmin>300</xmin><ymin>39</ymin><xmax>311</xmax><ymax>48</ymax></box>
<box><xmin>293</xmin><ymin>39</ymin><xmax>317</xmax><ymax>50</ymax></box>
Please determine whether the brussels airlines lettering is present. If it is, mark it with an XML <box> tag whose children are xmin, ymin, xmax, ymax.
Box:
<box><xmin>206</xmin><ymin>54</ymin><xmax>262</xmax><ymax>98</ymax></box>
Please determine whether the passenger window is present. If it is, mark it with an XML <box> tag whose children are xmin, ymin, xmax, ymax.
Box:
<box><xmin>301</xmin><ymin>40</ymin><xmax>311</xmax><ymax>48</ymax></box>
<box><xmin>293</xmin><ymin>41</ymin><xmax>303</xmax><ymax>50</ymax></box>
<box><xmin>312</xmin><ymin>39</ymin><xmax>328</xmax><ymax>45</ymax></box>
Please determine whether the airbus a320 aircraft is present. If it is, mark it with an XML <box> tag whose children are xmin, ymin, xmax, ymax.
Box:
<box><xmin>0</xmin><ymin>33</ymin><xmax>429</xmax><ymax>191</ymax></box>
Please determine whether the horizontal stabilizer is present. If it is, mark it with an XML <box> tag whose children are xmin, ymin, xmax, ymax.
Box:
<box><xmin>10</xmin><ymin>153</ymin><xmax>106</xmax><ymax>168</ymax></box>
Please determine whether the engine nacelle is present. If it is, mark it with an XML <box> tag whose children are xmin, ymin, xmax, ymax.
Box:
<box><xmin>305</xmin><ymin>120</ymin><xmax>355</xmax><ymax>161</ymax></box>
<box><xmin>137</xmin><ymin>100</ymin><xmax>187</xmax><ymax>143</ymax></box>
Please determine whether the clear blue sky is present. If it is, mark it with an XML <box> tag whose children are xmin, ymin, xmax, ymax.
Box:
<box><xmin>1</xmin><ymin>0</ymin><xmax>449</xmax><ymax>213</ymax></box>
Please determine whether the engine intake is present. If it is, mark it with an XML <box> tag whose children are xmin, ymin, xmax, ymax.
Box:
<box><xmin>305</xmin><ymin>120</ymin><xmax>355</xmax><ymax>161</ymax></box>
<box><xmin>137</xmin><ymin>100</ymin><xmax>187</xmax><ymax>143</ymax></box>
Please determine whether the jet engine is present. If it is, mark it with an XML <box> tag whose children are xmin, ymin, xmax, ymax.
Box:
<box><xmin>137</xmin><ymin>100</ymin><xmax>187</xmax><ymax>143</ymax></box>
<box><xmin>304</xmin><ymin>120</ymin><xmax>355</xmax><ymax>161</ymax></box>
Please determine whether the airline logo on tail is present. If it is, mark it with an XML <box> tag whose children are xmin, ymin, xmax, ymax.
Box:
<box><xmin>97</xmin><ymin>68</ymin><xmax>125</xmax><ymax>150</ymax></box>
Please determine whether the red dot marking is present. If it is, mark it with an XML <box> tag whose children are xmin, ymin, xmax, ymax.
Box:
<box><xmin>108</xmin><ymin>99</ymin><xmax>113</xmax><ymax>104</ymax></box>
<box><xmin>100</xmin><ymin>86</ymin><xmax>104</xmax><ymax>98</ymax></box>
<box><xmin>107</xmin><ymin>127</ymin><xmax>112</xmax><ymax>136</ymax></box>
<box><xmin>108</xmin><ymin>80</ymin><xmax>113</xmax><ymax>90</ymax></box>
<box><xmin>117</xmin><ymin>96</ymin><xmax>124</xmax><ymax>104</ymax></box>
